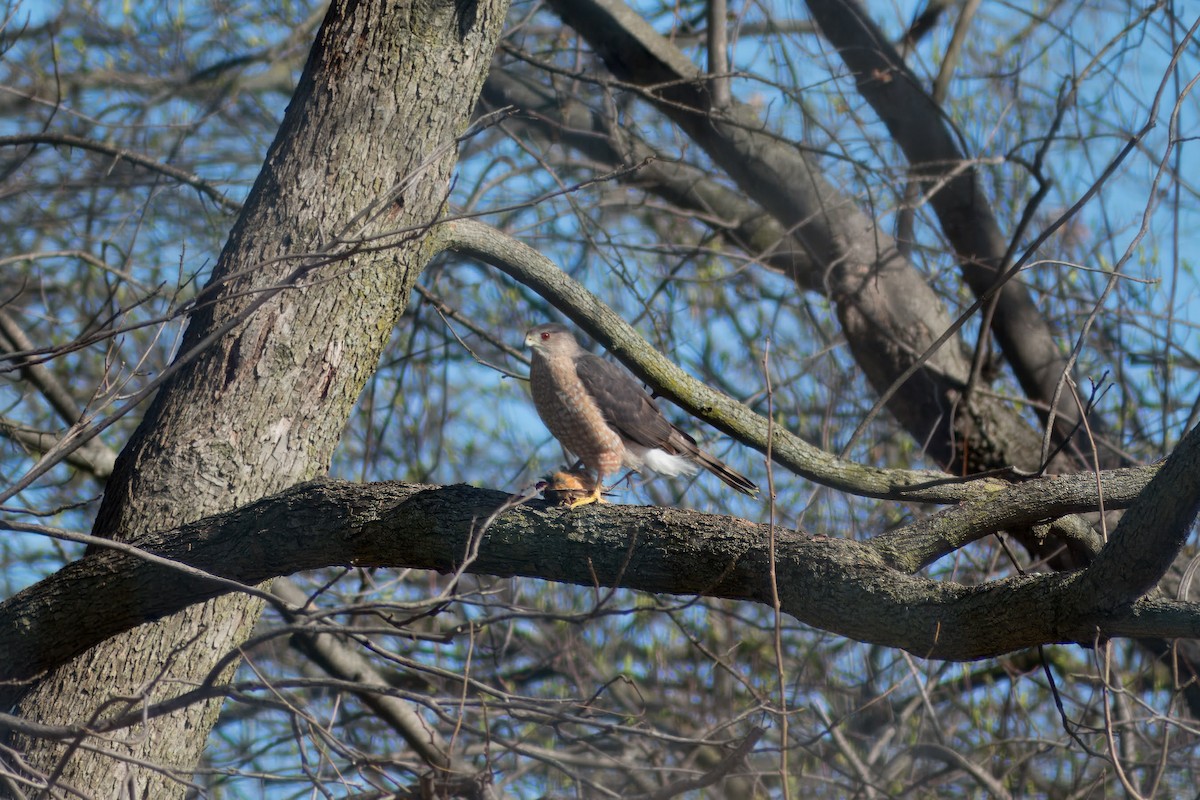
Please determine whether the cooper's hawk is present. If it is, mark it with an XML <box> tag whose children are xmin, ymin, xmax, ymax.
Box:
<box><xmin>524</xmin><ymin>323</ymin><xmax>758</xmax><ymax>508</ymax></box>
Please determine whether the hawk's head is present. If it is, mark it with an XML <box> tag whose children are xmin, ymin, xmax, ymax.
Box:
<box><xmin>524</xmin><ymin>323</ymin><xmax>581</xmax><ymax>356</ymax></box>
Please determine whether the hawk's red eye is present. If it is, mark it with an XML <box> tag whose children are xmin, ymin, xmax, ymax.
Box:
<box><xmin>540</xmin><ymin>331</ymin><xmax>551</xmax><ymax>341</ymax></box>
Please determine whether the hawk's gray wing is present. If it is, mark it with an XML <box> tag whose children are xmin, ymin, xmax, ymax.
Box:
<box><xmin>572</xmin><ymin>353</ymin><xmax>698</xmax><ymax>453</ymax></box>
<box><xmin>573</xmin><ymin>351</ymin><xmax>758</xmax><ymax>496</ymax></box>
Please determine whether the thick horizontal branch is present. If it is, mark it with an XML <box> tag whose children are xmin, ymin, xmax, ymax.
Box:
<box><xmin>4</xmin><ymin>476</ymin><xmax>1197</xmax><ymax>704</ymax></box>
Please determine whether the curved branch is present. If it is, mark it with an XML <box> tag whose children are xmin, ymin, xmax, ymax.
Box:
<box><xmin>873</xmin><ymin>465</ymin><xmax>1159</xmax><ymax>571</ymax></box>
<box><xmin>436</xmin><ymin>217</ymin><xmax>1157</xmax><ymax>509</ymax></box>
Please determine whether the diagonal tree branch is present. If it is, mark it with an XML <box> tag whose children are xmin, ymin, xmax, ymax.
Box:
<box><xmin>270</xmin><ymin>579</ymin><xmax>491</xmax><ymax>795</ymax></box>
<box><xmin>804</xmin><ymin>0</ymin><xmax>1083</xmax><ymax>443</ymax></box>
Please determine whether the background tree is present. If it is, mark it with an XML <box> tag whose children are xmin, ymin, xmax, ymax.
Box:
<box><xmin>1</xmin><ymin>0</ymin><xmax>1198</xmax><ymax>798</ymax></box>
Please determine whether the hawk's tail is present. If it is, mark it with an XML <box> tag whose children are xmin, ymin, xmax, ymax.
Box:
<box><xmin>695</xmin><ymin>450</ymin><xmax>758</xmax><ymax>496</ymax></box>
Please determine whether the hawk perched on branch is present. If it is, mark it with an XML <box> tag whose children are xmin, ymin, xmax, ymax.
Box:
<box><xmin>524</xmin><ymin>323</ymin><xmax>759</xmax><ymax>508</ymax></box>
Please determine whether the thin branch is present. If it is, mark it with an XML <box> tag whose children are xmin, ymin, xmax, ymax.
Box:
<box><xmin>0</xmin><ymin>133</ymin><xmax>241</xmax><ymax>211</ymax></box>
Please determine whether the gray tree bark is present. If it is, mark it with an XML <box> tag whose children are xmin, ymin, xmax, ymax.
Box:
<box><xmin>3</xmin><ymin>1</ymin><xmax>508</xmax><ymax>797</ymax></box>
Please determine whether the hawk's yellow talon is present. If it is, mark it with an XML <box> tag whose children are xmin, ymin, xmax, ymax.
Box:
<box><xmin>565</xmin><ymin>485</ymin><xmax>606</xmax><ymax>509</ymax></box>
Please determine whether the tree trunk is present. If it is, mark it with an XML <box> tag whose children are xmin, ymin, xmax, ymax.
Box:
<box><xmin>5</xmin><ymin>1</ymin><xmax>508</xmax><ymax>796</ymax></box>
